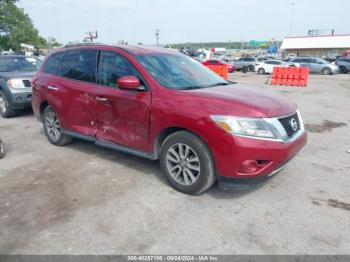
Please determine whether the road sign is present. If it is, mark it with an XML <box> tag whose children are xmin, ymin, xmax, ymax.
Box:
<box><xmin>249</xmin><ymin>40</ymin><xmax>268</xmax><ymax>48</ymax></box>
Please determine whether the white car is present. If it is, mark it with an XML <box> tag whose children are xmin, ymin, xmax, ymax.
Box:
<box><xmin>255</xmin><ymin>59</ymin><xmax>287</xmax><ymax>74</ymax></box>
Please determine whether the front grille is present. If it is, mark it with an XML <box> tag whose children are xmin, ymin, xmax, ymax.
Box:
<box><xmin>279</xmin><ymin>113</ymin><xmax>300</xmax><ymax>138</ymax></box>
<box><xmin>22</xmin><ymin>79</ymin><xmax>31</xmax><ymax>88</ymax></box>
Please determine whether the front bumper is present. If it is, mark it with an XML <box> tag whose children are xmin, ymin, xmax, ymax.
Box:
<box><xmin>8</xmin><ymin>89</ymin><xmax>32</xmax><ymax>109</ymax></box>
<box><xmin>208</xmin><ymin>130</ymin><xmax>307</xmax><ymax>180</ymax></box>
<box><xmin>331</xmin><ymin>67</ymin><xmax>340</xmax><ymax>74</ymax></box>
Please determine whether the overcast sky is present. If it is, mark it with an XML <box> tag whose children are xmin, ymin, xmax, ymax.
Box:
<box><xmin>18</xmin><ymin>0</ymin><xmax>350</xmax><ymax>45</ymax></box>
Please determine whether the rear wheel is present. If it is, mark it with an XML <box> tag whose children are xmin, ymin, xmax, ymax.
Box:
<box><xmin>339</xmin><ymin>66</ymin><xmax>348</xmax><ymax>74</ymax></box>
<box><xmin>258</xmin><ymin>68</ymin><xmax>265</xmax><ymax>74</ymax></box>
<box><xmin>248</xmin><ymin>65</ymin><xmax>255</xmax><ymax>72</ymax></box>
<box><xmin>160</xmin><ymin>131</ymin><xmax>216</xmax><ymax>195</ymax></box>
<box><xmin>322</xmin><ymin>67</ymin><xmax>332</xmax><ymax>75</ymax></box>
<box><xmin>43</xmin><ymin>106</ymin><xmax>72</xmax><ymax>146</ymax></box>
<box><xmin>0</xmin><ymin>91</ymin><xmax>16</xmax><ymax>118</ymax></box>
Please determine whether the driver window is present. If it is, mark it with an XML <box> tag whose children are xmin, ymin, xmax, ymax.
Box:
<box><xmin>98</xmin><ymin>51</ymin><xmax>140</xmax><ymax>87</ymax></box>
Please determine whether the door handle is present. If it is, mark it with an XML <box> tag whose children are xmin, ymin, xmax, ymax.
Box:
<box><xmin>95</xmin><ymin>96</ymin><xmax>109</xmax><ymax>102</ymax></box>
<box><xmin>47</xmin><ymin>85</ymin><xmax>58</xmax><ymax>91</ymax></box>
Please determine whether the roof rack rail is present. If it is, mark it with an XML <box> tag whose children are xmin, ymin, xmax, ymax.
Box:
<box><xmin>64</xmin><ymin>42</ymin><xmax>105</xmax><ymax>48</ymax></box>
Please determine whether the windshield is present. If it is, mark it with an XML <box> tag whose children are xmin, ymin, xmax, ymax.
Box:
<box><xmin>136</xmin><ymin>53</ymin><xmax>228</xmax><ymax>90</ymax></box>
<box><xmin>0</xmin><ymin>57</ymin><xmax>41</xmax><ymax>72</ymax></box>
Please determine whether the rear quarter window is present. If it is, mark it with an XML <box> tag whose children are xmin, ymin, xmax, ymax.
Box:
<box><xmin>43</xmin><ymin>52</ymin><xmax>64</xmax><ymax>75</ymax></box>
<box><xmin>60</xmin><ymin>49</ymin><xmax>98</xmax><ymax>82</ymax></box>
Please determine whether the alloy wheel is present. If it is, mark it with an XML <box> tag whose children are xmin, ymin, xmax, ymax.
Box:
<box><xmin>323</xmin><ymin>68</ymin><xmax>331</xmax><ymax>75</ymax></box>
<box><xmin>165</xmin><ymin>143</ymin><xmax>201</xmax><ymax>186</ymax></box>
<box><xmin>258</xmin><ymin>68</ymin><xmax>265</xmax><ymax>74</ymax></box>
<box><xmin>45</xmin><ymin>111</ymin><xmax>61</xmax><ymax>142</ymax></box>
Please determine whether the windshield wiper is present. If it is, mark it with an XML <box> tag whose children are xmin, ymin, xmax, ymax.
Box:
<box><xmin>179</xmin><ymin>86</ymin><xmax>205</xmax><ymax>90</ymax></box>
<box><xmin>179</xmin><ymin>82</ymin><xmax>230</xmax><ymax>90</ymax></box>
<box><xmin>206</xmin><ymin>82</ymin><xmax>230</xmax><ymax>88</ymax></box>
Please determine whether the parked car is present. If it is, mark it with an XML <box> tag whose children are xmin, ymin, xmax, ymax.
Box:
<box><xmin>202</xmin><ymin>59</ymin><xmax>236</xmax><ymax>73</ymax></box>
<box><xmin>289</xmin><ymin>57</ymin><xmax>339</xmax><ymax>75</ymax></box>
<box><xmin>0</xmin><ymin>55</ymin><xmax>41</xmax><ymax>118</ymax></box>
<box><xmin>32</xmin><ymin>44</ymin><xmax>307</xmax><ymax>195</ymax></box>
<box><xmin>335</xmin><ymin>57</ymin><xmax>350</xmax><ymax>73</ymax></box>
<box><xmin>257</xmin><ymin>56</ymin><xmax>276</xmax><ymax>62</ymax></box>
<box><xmin>234</xmin><ymin>57</ymin><xmax>258</xmax><ymax>72</ymax></box>
<box><xmin>255</xmin><ymin>59</ymin><xmax>286</xmax><ymax>74</ymax></box>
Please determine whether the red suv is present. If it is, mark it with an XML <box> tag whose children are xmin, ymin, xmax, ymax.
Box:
<box><xmin>32</xmin><ymin>44</ymin><xmax>307</xmax><ymax>195</ymax></box>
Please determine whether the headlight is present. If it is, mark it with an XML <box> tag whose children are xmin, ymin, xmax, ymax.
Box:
<box><xmin>7</xmin><ymin>79</ymin><xmax>26</xmax><ymax>89</ymax></box>
<box><xmin>211</xmin><ymin>115</ymin><xmax>283</xmax><ymax>140</ymax></box>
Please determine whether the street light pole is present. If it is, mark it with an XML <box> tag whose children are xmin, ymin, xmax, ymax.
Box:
<box><xmin>289</xmin><ymin>2</ymin><xmax>295</xmax><ymax>36</ymax></box>
<box><xmin>155</xmin><ymin>29</ymin><xmax>160</xmax><ymax>46</ymax></box>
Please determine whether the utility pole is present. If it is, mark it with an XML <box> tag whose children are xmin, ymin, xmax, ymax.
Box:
<box><xmin>289</xmin><ymin>2</ymin><xmax>295</xmax><ymax>36</ymax></box>
<box><xmin>155</xmin><ymin>29</ymin><xmax>160</xmax><ymax>46</ymax></box>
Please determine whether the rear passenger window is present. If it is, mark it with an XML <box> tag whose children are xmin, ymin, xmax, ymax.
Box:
<box><xmin>98</xmin><ymin>51</ymin><xmax>140</xmax><ymax>87</ymax></box>
<box><xmin>43</xmin><ymin>52</ymin><xmax>63</xmax><ymax>75</ymax></box>
<box><xmin>60</xmin><ymin>49</ymin><xmax>97</xmax><ymax>82</ymax></box>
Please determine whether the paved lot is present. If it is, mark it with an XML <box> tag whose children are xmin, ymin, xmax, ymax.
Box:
<box><xmin>0</xmin><ymin>73</ymin><xmax>349</xmax><ymax>254</ymax></box>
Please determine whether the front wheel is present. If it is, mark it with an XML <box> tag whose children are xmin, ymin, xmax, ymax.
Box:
<box><xmin>43</xmin><ymin>106</ymin><xmax>72</xmax><ymax>146</ymax></box>
<box><xmin>160</xmin><ymin>131</ymin><xmax>216</xmax><ymax>195</ymax></box>
<box><xmin>339</xmin><ymin>66</ymin><xmax>348</xmax><ymax>74</ymax></box>
<box><xmin>0</xmin><ymin>91</ymin><xmax>16</xmax><ymax>118</ymax></box>
<box><xmin>322</xmin><ymin>67</ymin><xmax>332</xmax><ymax>75</ymax></box>
<box><xmin>258</xmin><ymin>68</ymin><xmax>265</xmax><ymax>74</ymax></box>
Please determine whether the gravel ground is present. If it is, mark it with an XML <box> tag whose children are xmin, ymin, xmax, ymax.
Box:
<box><xmin>0</xmin><ymin>73</ymin><xmax>349</xmax><ymax>255</ymax></box>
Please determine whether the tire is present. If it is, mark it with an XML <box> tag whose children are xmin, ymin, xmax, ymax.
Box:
<box><xmin>322</xmin><ymin>67</ymin><xmax>332</xmax><ymax>75</ymax></box>
<box><xmin>43</xmin><ymin>106</ymin><xmax>72</xmax><ymax>146</ymax></box>
<box><xmin>339</xmin><ymin>66</ymin><xmax>348</xmax><ymax>74</ymax></box>
<box><xmin>0</xmin><ymin>91</ymin><xmax>16</xmax><ymax>118</ymax></box>
<box><xmin>258</xmin><ymin>68</ymin><xmax>265</xmax><ymax>74</ymax></box>
<box><xmin>248</xmin><ymin>65</ymin><xmax>254</xmax><ymax>72</ymax></box>
<box><xmin>0</xmin><ymin>140</ymin><xmax>4</xmax><ymax>159</ymax></box>
<box><xmin>159</xmin><ymin>131</ymin><xmax>216</xmax><ymax>195</ymax></box>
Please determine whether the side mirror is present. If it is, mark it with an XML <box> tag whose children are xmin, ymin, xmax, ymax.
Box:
<box><xmin>117</xmin><ymin>76</ymin><xmax>143</xmax><ymax>91</ymax></box>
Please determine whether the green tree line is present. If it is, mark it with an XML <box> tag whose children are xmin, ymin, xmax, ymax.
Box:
<box><xmin>170</xmin><ymin>41</ymin><xmax>282</xmax><ymax>50</ymax></box>
<box><xmin>0</xmin><ymin>0</ymin><xmax>54</xmax><ymax>51</ymax></box>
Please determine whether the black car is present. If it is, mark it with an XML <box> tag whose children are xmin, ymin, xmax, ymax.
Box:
<box><xmin>0</xmin><ymin>55</ymin><xmax>41</xmax><ymax>118</ymax></box>
<box><xmin>335</xmin><ymin>57</ymin><xmax>350</xmax><ymax>73</ymax></box>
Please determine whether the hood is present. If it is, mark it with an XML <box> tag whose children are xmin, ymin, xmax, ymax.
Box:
<box><xmin>0</xmin><ymin>71</ymin><xmax>36</xmax><ymax>80</ymax></box>
<box><xmin>182</xmin><ymin>84</ymin><xmax>296</xmax><ymax>118</ymax></box>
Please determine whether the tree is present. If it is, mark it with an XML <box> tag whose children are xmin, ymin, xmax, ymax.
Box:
<box><xmin>0</xmin><ymin>0</ymin><xmax>47</xmax><ymax>50</ymax></box>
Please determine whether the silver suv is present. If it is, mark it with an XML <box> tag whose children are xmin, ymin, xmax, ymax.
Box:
<box><xmin>234</xmin><ymin>57</ymin><xmax>258</xmax><ymax>72</ymax></box>
<box><xmin>336</xmin><ymin>57</ymin><xmax>350</xmax><ymax>73</ymax></box>
<box><xmin>289</xmin><ymin>57</ymin><xmax>339</xmax><ymax>75</ymax></box>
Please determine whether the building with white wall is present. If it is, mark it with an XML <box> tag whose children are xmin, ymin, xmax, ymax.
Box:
<box><xmin>280</xmin><ymin>34</ymin><xmax>350</xmax><ymax>58</ymax></box>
